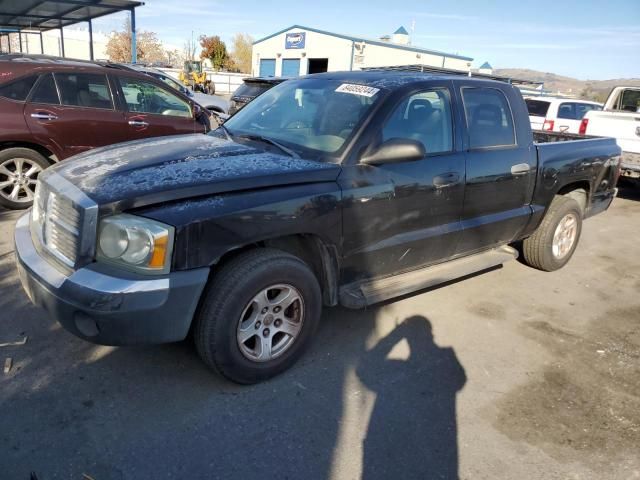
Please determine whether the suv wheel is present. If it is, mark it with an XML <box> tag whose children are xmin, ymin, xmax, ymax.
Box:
<box><xmin>194</xmin><ymin>249</ymin><xmax>322</xmax><ymax>384</ymax></box>
<box><xmin>0</xmin><ymin>148</ymin><xmax>49</xmax><ymax>210</ymax></box>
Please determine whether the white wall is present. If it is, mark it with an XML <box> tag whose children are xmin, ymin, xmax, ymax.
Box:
<box><xmin>252</xmin><ymin>27</ymin><xmax>472</xmax><ymax>76</ymax></box>
<box><xmin>8</xmin><ymin>28</ymin><xmax>109</xmax><ymax>60</ymax></box>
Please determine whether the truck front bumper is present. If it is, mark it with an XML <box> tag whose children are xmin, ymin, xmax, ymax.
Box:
<box><xmin>14</xmin><ymin>213</ymin><xmax>210</xmax><ymax>346</ymax></box>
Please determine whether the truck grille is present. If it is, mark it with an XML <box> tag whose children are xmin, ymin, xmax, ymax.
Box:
<box><xmin>30</xmin><ymin>173</ymin><xmax>97</xmax><ymax>269</ymax></box>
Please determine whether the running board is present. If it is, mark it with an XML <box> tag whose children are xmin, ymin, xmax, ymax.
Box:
<box><xmin>339</xmin><ymin>246</ymin><xmax>518</xmax><ymax>309</ymax></box>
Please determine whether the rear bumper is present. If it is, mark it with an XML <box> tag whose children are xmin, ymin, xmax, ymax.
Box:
<box><xmin>14</xmin><ymin>213</ymin><xmax>210</xmax><ymax>345</ymax></box>
<box><xmin>621</xmin><ymin>151</ymin><xmax>640</xmax><ymax>178</ymax></box>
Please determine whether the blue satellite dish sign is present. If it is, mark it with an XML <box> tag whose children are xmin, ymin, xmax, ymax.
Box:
<box><xmin>285</xmin><ymin>32</ymin><xmax>306</xmax><ymax>49</ymax></box>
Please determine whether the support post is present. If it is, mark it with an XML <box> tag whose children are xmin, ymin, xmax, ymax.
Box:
<box><xmin>130</xmin><ymin>8</ymin><xmax>137</xmax><ymax>64</ymax></box>
<box><xmin>39</xmin><ymin>32</ymin><xmax>44</xmax><ymax>54</ymax></box>
<box><xmin>88</xmin><ymin>19</ymin><xmax>94</xmax><ymax>60</ymax></box>
<box><xmin>60</xmin><ymin>27</ymin><xmax>65</xmax><ymax>57</ymax></box>
<box><xmin>19</xmin><ymin>31</ymin><xmax>23</xmax><ymax>52</ymax></box>
<box><xmin>7</xmin><ymin>34</ymin><xmax>11</xmax><ymax>53</ymax></box>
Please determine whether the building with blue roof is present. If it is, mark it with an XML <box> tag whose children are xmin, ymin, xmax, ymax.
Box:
<box><xmin>251</xmin><ymin>25</ymin><xmax>474</xmax><ymax>77</ymax></box>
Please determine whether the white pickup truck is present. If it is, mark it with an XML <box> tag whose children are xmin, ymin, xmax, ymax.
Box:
<box><xmin>581</xmin><ymin>87</ymin><xmax>640</xmax><ymax>182</ymax></box>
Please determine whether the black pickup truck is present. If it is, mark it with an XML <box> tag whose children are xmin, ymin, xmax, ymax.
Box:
<box><xmin>15</xmin><ymin>71</ymin><xmax>621</xmax><ymax>383</ymax></box>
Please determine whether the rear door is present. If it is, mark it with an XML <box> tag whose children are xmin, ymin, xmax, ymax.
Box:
<box><xmin>454</xmin><ymin>84</ymin><xmax>536</xmax><ymax>255</ymax></box>
<box><xmin>24</xmin><ymin>72</ymin><xmax>129</xmax><ymax>159</ymax></box>
<box><xmin>113</xmin><ymin>75</ymin><xmax>201</xmax><ymax>140</ymax></box>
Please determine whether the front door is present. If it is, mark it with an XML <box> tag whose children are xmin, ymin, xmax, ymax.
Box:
<box><xmin>340</xmin><ymin>85</ymin><xmax>465</xmax><ymax>283</ymax></box>
<box><xmin>114</xmin><ymin>75</ymin><xmax>201</xmax><ymax>141</ymax></box>
<box><xmin>455</xmin><ymin>85</ymin><xmax>536</xmax><ymax>255</ymax></box>
<box><xmin>24</xmin><ymin>72</ymin><xmax>129</xmax><ymax>159</ymax></box>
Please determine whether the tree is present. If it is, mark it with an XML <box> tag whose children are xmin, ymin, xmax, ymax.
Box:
<box><xmin>105</xmin><ymin>19</ymin><xmax>167</xmax><ymax>63</ymax></box>
<box><xmin>230</xmin><ymin>33</ymin><xmax>253</xmax><ymax>74</ymax></box>
<box><xmin>183</xmin><ymin>36</ymin><xmax>197</xmax><ymax>63</ymax></box>
<box><xmin>199</xmin><ymin>35</ymin><xmax>228</xmax><ymax>71</ymax></box>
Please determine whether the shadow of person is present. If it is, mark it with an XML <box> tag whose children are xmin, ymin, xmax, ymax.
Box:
<box><xmin>357</xmin><ymin>315</ymin><xmax>466</xmax><ymax>480</ymax></box>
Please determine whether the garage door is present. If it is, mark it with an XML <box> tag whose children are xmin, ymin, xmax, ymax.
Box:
<box><xmin>281</xmin><ymin>59</ymin><xmax>300</xmax><ymax>77</ymax></box>
<box><xmin>259</xmin><ymin>59</ymin><xmax>276</xmax><ymax>77</ymax></box>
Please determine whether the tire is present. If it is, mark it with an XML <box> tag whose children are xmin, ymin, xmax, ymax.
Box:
<box><xmin>522</xmin><ymin>195</ymin><xmax>583</xmax><ymax>272</ymax></box>
<box><xmin>0</xmin><ymin>148</ymin><xmax>50</xmax><ymax>210</ymax></box>
<box><xmin>194</xmin><ymin>248</ymin><xmax>322</xmax><ymax>384</ymax></box>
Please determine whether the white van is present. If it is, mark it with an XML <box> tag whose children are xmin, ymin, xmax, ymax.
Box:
<box><xmin>524</xmin><ymin>97</ymin><xmax>602</xmax><ymax>134</ymax></box>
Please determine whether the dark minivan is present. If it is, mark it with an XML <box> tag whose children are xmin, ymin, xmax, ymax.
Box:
<box><xmin>0</xmin><ymin>54</ymin><xmax>211</xmax><ymax>209</ymax></box>
<box><xmin>228</xmin><ymin>76</ymin><xmax>287</xmax><ymax>115</ymax></box>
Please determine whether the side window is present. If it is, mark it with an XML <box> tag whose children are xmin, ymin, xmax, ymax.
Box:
<box><xmin>557</xmin><ymin>103</ymin><xmax>576</xmax><ymax>119</ymax></box>
<box><xmin>55</xmin><ymin>73</ymin><xmax>113</xmax><ymax>109</ymax></box>
<box><xmin>382</xmin><ymin>89</ymin><xmax>453</xmax><ymax>155</ymax></box>
<box><xmin>575</xmin><ymin>103</ymin><xmax>601</xmax><ymax>119</ymax></box>
<box><xmin>0</xmin><ymin>75</ymin><xmax>38</xmax><ymax>101</ymax></box>
<box><xmin>30</xmin><ymin>74</ymin><xmax>60</xmax><ymax>105</ymax></box>
<box><xmin>117</xmin><ymin>76</ymin><xmax>192</xmax><ymax>117</ymax></box>
<box><xmin>462</xmin><ymin>88</ymin><xmax>515</xmax><ymax>149</ymax></box>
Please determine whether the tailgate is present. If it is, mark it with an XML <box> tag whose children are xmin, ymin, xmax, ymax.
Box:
<box><xmin>588</xmin><ymin>111</ymin><xmax>640</xmax><ymax>153</ymax></box>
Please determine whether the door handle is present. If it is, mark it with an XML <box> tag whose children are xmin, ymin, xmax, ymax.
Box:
<box><xmin>30</xmin><ymin>112</ymin><xmax>58</xmax><ymax>120</ymax></box>
<box><xmin>128</xmin><ymin>120</ymin><xmax>149</xmax><ymax>127</ymax></box>
<box><xmin>511</xmin><ymin>163</ymin><xmax>531</xmax><ymax>175</ymax></box>
<box><xmin>433</xmin><ymin>172</ymin><xmax>460</xmax><ymax>188</ymax></box>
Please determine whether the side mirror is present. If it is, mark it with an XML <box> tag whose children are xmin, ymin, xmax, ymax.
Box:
<box><xmin>360</xmin><ymin>138</ymin><xmax>426</xmax><ymax>165</ymax></box>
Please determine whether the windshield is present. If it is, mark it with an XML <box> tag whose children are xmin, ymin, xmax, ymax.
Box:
<box><xmin>222</xmin><ymin>78</ymin><xmax>383</xmax><ymax>160</ymax></box>
<box><xmin>525</xmin><ymin>99</ymin><xmax>551</xmax><ymax>117</ymax></box>
<box><xmin>155</xmin><ymin>72</ymin><xmax>187</xmax><ymax>94</ymax></box>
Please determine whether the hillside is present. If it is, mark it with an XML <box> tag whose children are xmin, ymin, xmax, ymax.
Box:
<box><xmin>493</xmin><ymin>68</ymin><xmax>640</xmax><ymax>102</ymax></box>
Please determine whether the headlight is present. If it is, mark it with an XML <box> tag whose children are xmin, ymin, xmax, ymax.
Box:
<box><xmin>96</xmin><ymin>214</ymin><xmax>174</xmax><ymax>275</ymax></box>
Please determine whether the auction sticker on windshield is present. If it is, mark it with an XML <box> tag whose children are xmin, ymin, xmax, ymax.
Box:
<box><xmin>335</xmin><ymin>83</ymin><xmax>380</xmax><ymax>97</ymax></box>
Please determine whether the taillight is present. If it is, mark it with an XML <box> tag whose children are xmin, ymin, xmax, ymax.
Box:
<box><xmin>579</xmin><ymin>118</ymin><xmax>589</xmax><ymax>135</ymax></box>
<box><xmin>543</xmin><ymin>120</ymin><xmax>554</xmax><ymax>131</ymax></box>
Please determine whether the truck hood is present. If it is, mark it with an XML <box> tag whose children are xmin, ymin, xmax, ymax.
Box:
<box><xmin>50</xmin><ymin>134</ymin><xmax>341</xmax><ymax>210</ymax></box>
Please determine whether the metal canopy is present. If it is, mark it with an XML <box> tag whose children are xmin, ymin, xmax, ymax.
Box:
<box><xmin>0</xmin><ymin>0</ymin><xmax>144</xmax><ymax>62</ymax></box>
<box><xmin>0</xmin><ymin>0</ymin><xmax>143</xmax><ymax>31</ymax></box>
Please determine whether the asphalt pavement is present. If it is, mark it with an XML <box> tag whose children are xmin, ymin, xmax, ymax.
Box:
<box><xmin>1</xmin><ymin>184</ymin><xmax>639</xmax><ymax>480</ymax></box>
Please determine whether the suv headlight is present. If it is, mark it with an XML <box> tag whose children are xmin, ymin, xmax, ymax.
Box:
<box><xmin>96</xmin><ymin>214</ymin><xmax>174</xmax><ymax>275</ymax></box>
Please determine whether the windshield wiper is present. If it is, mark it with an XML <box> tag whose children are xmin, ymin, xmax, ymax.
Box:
<box><xmin>237</xmin><ymin>134</ymin><xmax>300</xmax><ymax>158</ymax></box>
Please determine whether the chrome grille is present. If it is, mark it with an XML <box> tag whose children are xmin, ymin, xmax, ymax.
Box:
<box><xmin>31</xmin><ymin>174</ymin><xmax>91</xmax><ymax>269</ymax></box>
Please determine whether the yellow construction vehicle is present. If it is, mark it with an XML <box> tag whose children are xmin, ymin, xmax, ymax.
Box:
<box><xmin>179</xmin><ymin>61</ymin><xmax>215</xmax><ymax>94</ymax></box>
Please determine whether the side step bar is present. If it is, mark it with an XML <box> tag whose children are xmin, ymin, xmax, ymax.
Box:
<box><xmin>339</xmin><ymin>246</ymin><xmax>518</xmax><ymax>309</ymax></box>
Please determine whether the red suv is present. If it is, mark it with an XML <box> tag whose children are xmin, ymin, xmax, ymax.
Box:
<box><xmin>0</xmin><ymin>54</ymin><xmax>211</xmax><ymax>209</ymax></box>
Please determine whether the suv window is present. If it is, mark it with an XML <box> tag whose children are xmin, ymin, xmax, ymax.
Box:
<box><xmin>382</xmin><ymin>89</ymin><xmax>453</xmax><ymax>154</ymax></box>
<box><xmin>234</xmin><ymin>82</ymin><xmax>273</xmax><ymax>99</ymax></box>
<box><xmin>463</xmin><ymin>88</ymin><xmax>515</xmax><ymax>149</ymax></box>
<box><xmin>118</xmin><ymin>76</ymin><xmax>191</xmax><ymax>117</ymax></box>
<box><xmin>0</xmin><ymin>75</ymin><xmax>38</xmax><ymax>101</ymax></box>
<box><xmin>30</xmin><ymin>74</ymin><xmax>60</xmax><ymax>105</ymax></box>
<box><xmin>557</xmin><ymin>102</ymin><xmax>601</xmax><ymax>120</ymax></box>
<box><xmin>55</xmin><ymin>73</ymin><xmax>113</xmax><ymax>109</ymax></box>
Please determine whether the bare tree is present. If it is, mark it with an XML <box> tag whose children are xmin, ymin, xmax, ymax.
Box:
<box><xmin>183</xmin><ymin>35</ymin><xmax>197</xmax><ymax>63</ymax></box>
<box><xmin>230</xmin><ymin>33</ymin><xmax>253</xmax><ymax>74</ymax></box>
<box><xmin>105</xmin><ymin>18</ymin><xmax>168</xmax><ymax>63</ymax></box>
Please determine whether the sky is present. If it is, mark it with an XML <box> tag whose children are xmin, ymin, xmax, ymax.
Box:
<box><xmin>90</xmin><ymin>0</ymin><xmax>640</xmax><ymax>80</ymax></box>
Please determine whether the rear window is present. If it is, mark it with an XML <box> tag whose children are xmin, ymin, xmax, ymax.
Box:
<box><xmin>463</xmin><ymin>87</ymin><xmax>516</xmax><ymax>149</ymax></box>
<box><xmin>233</xmin><ymin>82</ymin><xmax>273</xmax><ymax>99</ymax></box>
<box><xmin>0</xmin><ymin>75</ymin><xmax>38</xmax><ymax>101</ymax></box>
<box><xmin>55</xmin><ymin>73</ymin><xmax>113</xmax><ymax>109</ymax></box>
<box><xmin>618</xmin><ymin>89</ymin><xmax>640</xmax><ymax>112</ymax></box>
<box><xmin>525</xmin><ymin>99</ymin><xmax>551</xmax><ymax>117</ymax></box>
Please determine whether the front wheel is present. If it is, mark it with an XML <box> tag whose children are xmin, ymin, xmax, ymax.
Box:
<box><xmin>194</xmin><ymin>249</ymin><xmax>322</xmax><ymax>384</ymax></box>
<box><xmin>522</xmin><ymin>195</ymin><xmax>583</xmax><ymax>271</ymax></box>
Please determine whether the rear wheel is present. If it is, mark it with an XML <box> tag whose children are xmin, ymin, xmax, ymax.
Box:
<box><xmin>0</xmin><ymin>148</ymin><xmax>49</xmax><ymax>210</ymax></box>
<box><xmin>522</xmin><ymin>195</ymin><xmax>583</xmax><ymax>271</ymax></box>
<box><xmin>194</xmin><ymin>249</ymin><xmax>322</xmax><ymax>384</ymax></box>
